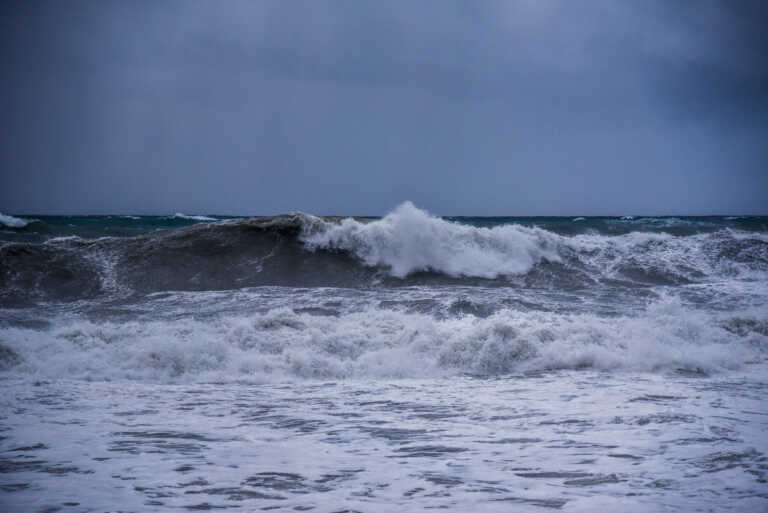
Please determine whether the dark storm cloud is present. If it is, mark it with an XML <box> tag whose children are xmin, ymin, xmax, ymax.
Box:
<box><xmin>1</xmin><ymin>0</ymin><xmax>766</xmax><ymax>215</ymax></box>
<box><xmin>634</xmin><ymin>1</ymin><xmax>768</xmax><ymax>125</ymax></box>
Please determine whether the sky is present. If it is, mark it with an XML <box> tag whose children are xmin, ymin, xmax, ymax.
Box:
<box><xmin>1</xmin><ymin>0</ymin><xmax>767</xmax><ymax>216</ymax></box>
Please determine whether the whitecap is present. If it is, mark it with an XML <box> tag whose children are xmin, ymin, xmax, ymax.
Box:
<box><xmin>302</xmin><ymin>201</ymin><xmax>561</xmax><ymax>279</ymax></box>
<box><xmin>169</xmin><ymin>213</ymin><xmax>217</xmax><ymax>221</ymax></box>
<box><xmin>0</xmin><ymin>213</ymin><xmax>31</xmax><ymax>228</ymax></box>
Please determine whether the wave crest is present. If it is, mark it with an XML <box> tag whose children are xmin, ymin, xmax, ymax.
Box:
<box><xmin>0</xmin><ymin>213</ymin><xmax>32</xmax><ymax>228</ymax></box>
<box><xmin>169</xmin><ymin>213</ymin><xmax>218</xmax><ymax>221</ymax></box>
<box><xmin>302</xmin><ymin>202</ymin><xmax>562</xmax><ymax>278</ymax></box>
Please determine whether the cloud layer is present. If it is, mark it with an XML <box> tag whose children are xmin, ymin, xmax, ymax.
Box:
<box><xmin>1</xmin><ymin>0</ymin><xmax>766</xmax><ymax>215</ymax></box>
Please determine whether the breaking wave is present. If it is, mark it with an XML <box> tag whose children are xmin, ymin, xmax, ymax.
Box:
<box><xmin>0</xmin><ymin>213</ymin><xmax>32</xmax><ymax>228</ymax></box>
<box><xmin>1</xmin><ymin>295</ymin><xmax>765</xmax><ymax>382</ymax></box>
<box><xmin>168</xmin><ymin>213</ymin><xmax>218</xmax><ymax>221</ymax></box>
<box><xmin>302</xmin><ymin>202</ymin><xmax>562</xmax><ymax>278</ymax></box>
<box><xmin>1</xmin><ymin>203</ymin><xmax>767</xmax><ymax>304</ymax></box>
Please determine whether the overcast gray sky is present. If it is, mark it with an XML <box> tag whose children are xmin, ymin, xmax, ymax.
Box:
<box><xmin>1</xmin><ymin>0</ymin><xmax>766</xmax><ymax>215</ymax></box>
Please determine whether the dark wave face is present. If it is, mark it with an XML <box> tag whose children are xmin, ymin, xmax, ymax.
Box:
<box><xmin>1</xmin><ymin>204</ymin><xmax>767</xmax><ymax>306</ymax></box>
<box><xmin>0</xmin><ymin>213</ymin><xmax>235</xmax><ymax>243</ymax></box>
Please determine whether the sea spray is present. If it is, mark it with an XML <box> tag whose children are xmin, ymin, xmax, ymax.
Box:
<box><xmin>301</xmin><ymin>201</ymin><xmax>562</xmax><ymax>278</ymax></box>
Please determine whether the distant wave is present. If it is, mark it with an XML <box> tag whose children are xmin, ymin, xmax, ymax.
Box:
<box><xmin>169</xmin><ymin>213</ymin><xmax>217</xmax><ymax>221</ymax></box>
<box><xmin>0</xmin><ymin>213</ymin><xmax>32</xmax><ymax>228</ymax></box>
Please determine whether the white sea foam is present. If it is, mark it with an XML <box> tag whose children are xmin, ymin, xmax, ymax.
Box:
<box><xmin>300</xmin><ymin>202</ymin><xmax>767</xmax><ymax>282</ymax></box>
<box><xmin>302</xmin><ymin>202</ymin><xmax>562</xmax><ymax>278</ymax></box>
<box><xmin>1</xmin><ymin>295</ymin><xmax>764</xmax><ymax>383</ymax></box>
<box><xmin>570</xmin><ymin>229</ymin><xmax>768</xmax><ymax>282</ymax></box>
<box><xmin>0</xmin><ymin>213</ymin><xmax>31</xmax><ymax>228</ymax></box>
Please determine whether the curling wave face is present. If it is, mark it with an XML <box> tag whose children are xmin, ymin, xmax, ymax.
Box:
<box><xmin>302</xmin><ymin>202</ymin><xmax>563</xmax><ymax>278</ymax></box>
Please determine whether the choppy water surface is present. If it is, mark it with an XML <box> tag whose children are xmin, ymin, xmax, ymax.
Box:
<box><xmin>2</xmin><ymin>374</ymin><xmax>767</xmax><ymax>512</ymax></box>
<box><xmin>1</xmin><ymin>204</ymin><xmax>767</xmax><ymax>511</ymax></box>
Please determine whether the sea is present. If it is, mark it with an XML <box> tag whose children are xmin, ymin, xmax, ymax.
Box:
<box><xmin>1</xmin><ymin>202</ymin><xmax>767</xmax><ymax>512</ymax></box>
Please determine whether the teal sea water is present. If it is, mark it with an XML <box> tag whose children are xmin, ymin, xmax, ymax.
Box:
<box><xmin>3</xmin><ymin>211</ymin><xmax>767</xmax><ymax>241</ymax></box>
